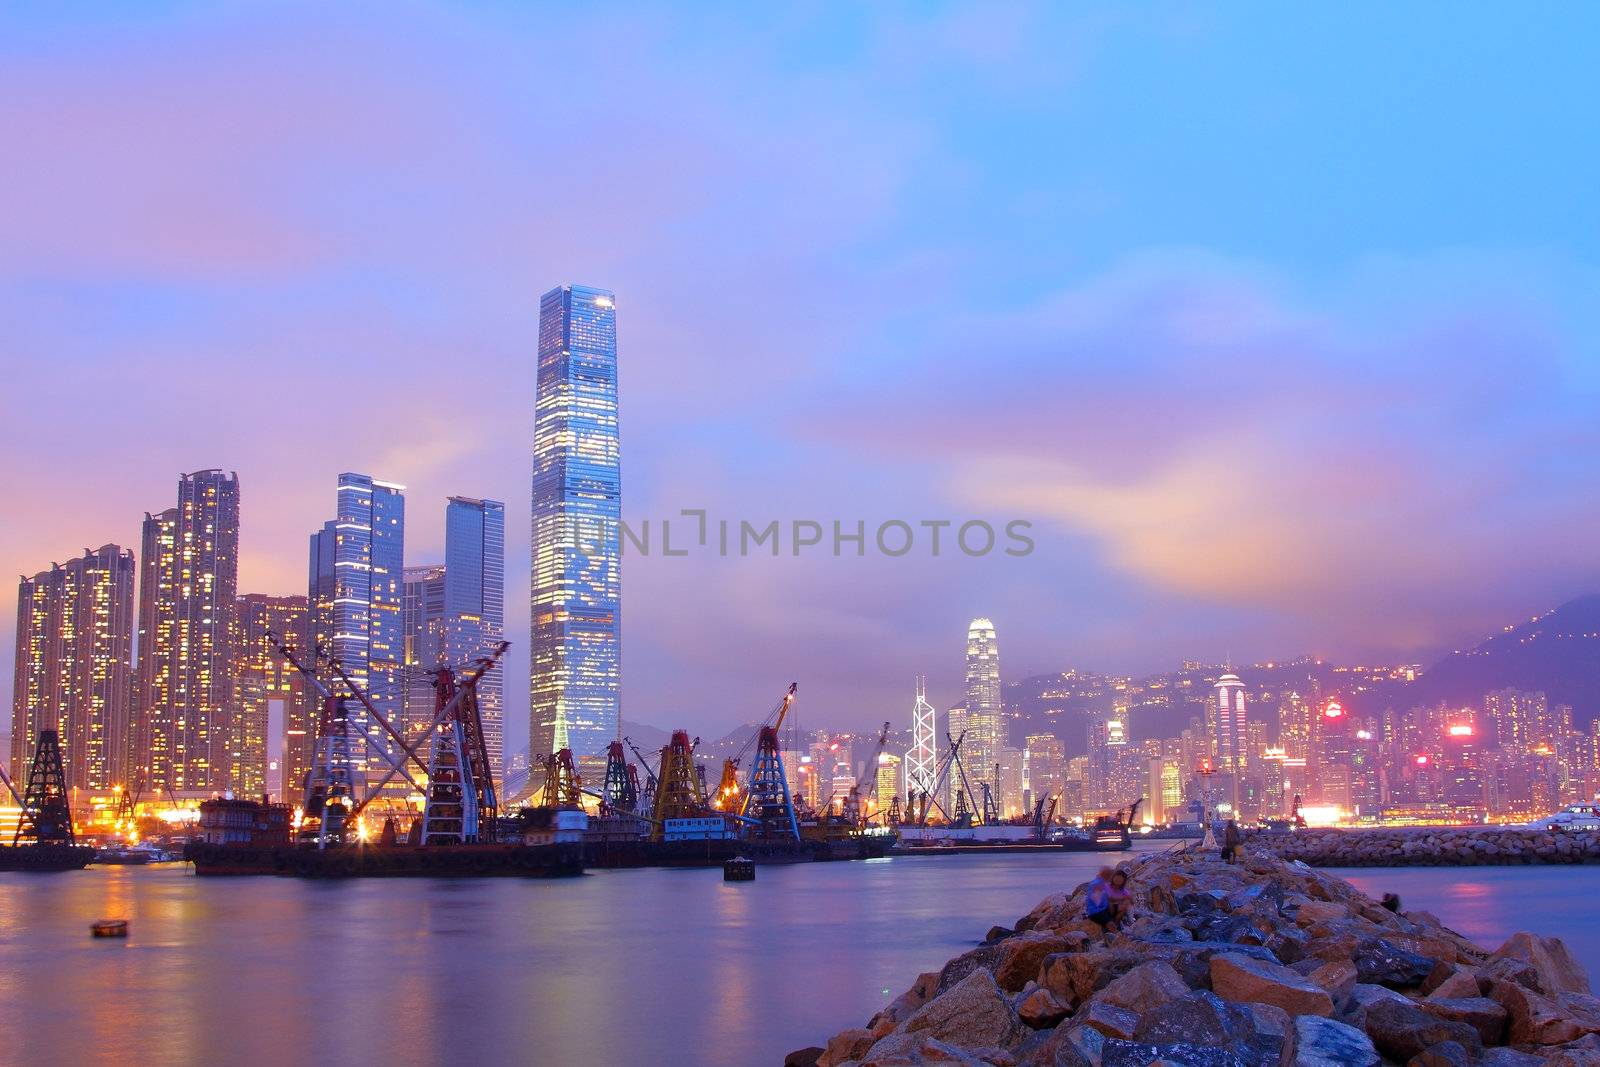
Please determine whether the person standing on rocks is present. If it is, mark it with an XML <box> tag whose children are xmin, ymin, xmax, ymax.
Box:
<box><xmin>1223</xmin><ymin>819</ymin><xmax>1242</xmax><ymax>863</ymax></box>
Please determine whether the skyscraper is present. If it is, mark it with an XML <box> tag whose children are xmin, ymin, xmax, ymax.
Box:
<box><xmin>11</xmin><ymin>545</ymin><xmax>136</xmax><ymax>790</ymax></box>
<box><xmin>136</xmin><ymin>470</ymin><xmax>241</xmax><ymax>793</ymax></box>
<box><xmin>232</xmin><ymin>594</ymin><xmax>310</xmax><ymax>799</ymax></box>
<box><xmin>1210</xmin><ymin>672</ymin><xmax>1248</xmax><ymax>813</ymax></box>
<box><xmin>307</xmin><ymin>473</ymin><xmax>405</xmax><ymax>788</ymax></box>
<box><xmin>443</xmin><ymin>496</ymin><xmax>505</xmax><ymax>772</ymax></box>
<box><xmin>904</xmin><ymin>677</ymin><xmax>937</xmax><ymax>811</ymax></box>
<box><xmin>530</xmin><ymin>284</ymin><xmax>621</xmax><ymax>767</ymax></box>
<box><xmin>963</xmin><ymin>618</ymin><xmax>1002</xmax><ymax>801</ymax></box>
<box><xmin>402</xmin><ymin>563</ymin><xmax>447</xmax><ymax>739</ymax></box>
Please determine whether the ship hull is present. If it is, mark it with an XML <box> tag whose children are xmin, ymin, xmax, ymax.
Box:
<box><xmin>185</xmin><ymin>842</ymin><xmax>585</xmax><ymax>878</ymax></box>
<box><xmin>0</xmin><ymin>844</ymin><xmax>95</xmax><ymax>872</ymax></box>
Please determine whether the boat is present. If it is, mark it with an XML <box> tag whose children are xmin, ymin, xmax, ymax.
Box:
<box><xmin>91</xmin><ymin>919</ymin><xmax>128</xmax><ymax>938</ymax></box>
<box><xmin>1529</xmin><ymin>804</ymin><xmax>1600</xmax><ymax>833</ymax></box>
<box><xmin>184</xmin><ymin>841</ymin><xmax>586</xmax><ymax>878</ymax></box>
<box><xmin>0</xmin><ymin>843</ymin><xmax>96</xmax><ymax>872</ymax></box>
<box><xmin>93</xmin><ymin>845</ymin><xmax>153</xmax><ymax>865</ymax></box>
<box><xmin>723</xmin><ymin>856</ymin><xmax>755</xmax><ymax>881</ymax></box>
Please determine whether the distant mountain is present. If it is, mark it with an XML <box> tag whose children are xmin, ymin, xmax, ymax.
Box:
<box><xmin>1408</xmin><ymin>595</ymin><xmax>1600</xmax><ymax>724</ymax></box>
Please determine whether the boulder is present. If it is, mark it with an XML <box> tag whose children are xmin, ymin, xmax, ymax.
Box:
<box><xmin>994</xmin><ymin>933</ymin><xmax>1089</xmax><ymax>993</ymax></box>
<box><xmin>1019</xmin><ymin>1024</ymin><xmax>1104</xmax><ymax>1067</ymax></box>
<box><xmin>1305</xmin><ymin>960</ymin><xmax>1358</xmax><ymax>1003</ymax></box>
<box><xmin>1088</xmin><ymin>960</ymin><xmax>1192</xmax><ymax>1014</ymax></box>
<box><xmin>1131</xmin><ymin>990</ymin><xmax>1286</xmax><ymax>1064</ymax></box>
<box><xmin>1361</xmin><ymin>998</ymin><xmax>1483</xmax><ymax>1063</ymax></box>
<box><xmin>1478</xmin><ymin>955</ymin><xmax>1546</xmax><ymax>995</ymax></box>
<box><xmin>1478</xmin><ymin>1050</ymin><xmax>1546</xmax><ymax>1067</ymax></box>
<box><xmin>1490</xmin><ymin>981</ymin><xmax>1600</xmax><ymax>1046</ymax></box>
<box><xmin>819</xmin><ymin>1028</ymin><xmax>876</xmax><ymax>1067</ymax></box>
<box><xmin>1017</xmin><ymin>987</ymin><xmax>1070</xmax><ymax>1030</ymax></box>
<box><xmin>784</xmin><ymin>1048</ymin><xmax>825</xmax><ymax>1067</ymax></box>
<box><xmin>1419</xmin><ymin>996</ymin><xmax>1508</xmax><ymax>1045</ymax></box>
<box><xmin>1101</xmin><ymin>1038</ymin><xmax>1251</xmax><ymax>1067</ymax></box>
<box><xmin>1406</xmin><ymin>1040</ymin><xmax>1474</xmax><ymax>1067</ymax></box>
<box><xmin>858</xmin><ymin>1031</ymin><xmax>987</xmax><ymax>1066</ymax></box>
<box><xmin>1353</xmin><ymin>938</ymin><xmax>1434</xmax><ymax>989</ymax></box>
<box><xmin>1425</xmin><ymin>967</ymin><xmax>1482</xmax><ymax>1002</ymax></box>
<box><xmin>1209</xmin><ymin>952</ymin><xmax>1334</xmax><ymax>1016</ymax></box>
<box><xmin>905</xmin><ymin>969</ymin><xmax>1024</xmax><ymax>1052</ymax></box>
<box><xmin>1244</xmin><ymin>1003</ymin><xmax>1294</xmax><ymax>1067</ymax></box>
<box><xmin>938</xmin><ymin>943</ymin><xmax>1008</xmax><ymax>994</ymax></box>
<box><xmin>1492</xmin><ymin>932</ymin><xmax>1592</xmax><ymax>995</ymax></box>
<box><xmin>1039</xmin><ymin>951</ymin><xmax>1146</xmax><ymax>1007</ymax></box>
<box><xmin>1294</xmin><ymin>901</ymin><xmax>1350</xmax><ymax>927</ymax></box>
<box><xmin>1075</xmin><ymin>1001</ymin><xmax>1139</xmax><ymax>1041</ymax></box>
<box><xmin>1294</xmin><ymin>1015</ymin><xmax>1378</xmax><ymax>1067</ymax></box>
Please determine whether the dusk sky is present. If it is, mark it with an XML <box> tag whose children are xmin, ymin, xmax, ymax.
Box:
<box><xmin>4</xmin><ymin>4</ymin><xmax>1598</xmax><ymax>753</ymax></box>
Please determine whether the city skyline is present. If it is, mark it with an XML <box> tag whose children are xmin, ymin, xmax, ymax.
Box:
<box><xmin>2</xmin><ymin>6</ymin><xmax>1598</xmax><ymax>748</ymax></box>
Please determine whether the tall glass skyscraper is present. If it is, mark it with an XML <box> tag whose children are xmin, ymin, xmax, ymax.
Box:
<box><xmin>531</xmin><ymin>284</ymin><xmax>621</xmax><ymax>767</ymax></box>
<box><xmin>136</xmin><ymin>470</ymin><xmax>240</xmax><ymax>793</ymax></box>
<box><xmin>963</xmin><ymin>618</ymin><xmax>1002</xmax><ymax>797</ymax></box>
<box><xmin>444</xmin><ymin>496</ymin><xmax>505</xmax><ymax>772</ymax></box>
<box><xmin>307</xmin><ymin>473</ymin><xmax>405</xmax><ymax>789</ymax></box>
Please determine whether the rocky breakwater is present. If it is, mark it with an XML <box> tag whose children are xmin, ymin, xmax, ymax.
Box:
<box><xmin>791</xmin><ymin>846</ymin><xmax>1600</xmax><ymax>1066</ymax></box>
<box><xmin>1265</xmin><ymin>827</ymin><xmax>1600</xmax><ymax>867</ymax></box>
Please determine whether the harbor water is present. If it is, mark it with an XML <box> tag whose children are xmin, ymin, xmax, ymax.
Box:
<box><xmin>4</xmin><ymin>844</ymin><xmax>1597</xmax><ymax>1066</ymax></box>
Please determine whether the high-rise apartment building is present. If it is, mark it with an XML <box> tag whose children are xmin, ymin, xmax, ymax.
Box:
<box><xmin>136</xmin><ymin>470</ymin><xmax>241</xmax><ymax>793</ymax></box>
<box><xmin>444</xmin><ymin>496</ymin><xmax>505</xmax><ymax>772</ymax></box>
<box><xmin>11</xmin><ymin>545</ymin><xmax>136</xmax><ymax>790</ymax></box>
<box><xmin>232</xmin><ymin>594</ymin><xmax>309</xmax><ymax>799</ymax></box>
<box><xmin>402</xmin><ymin>563</ymin><xmax>447</xmax><ymax>740</ymax></box>
<box><xmin>307</xmin><ymin>473</ymin><xmax>405</xmax><ymax>788</ymax></box>
<box><xmin>963</xmin><ymin>618</ymin><xmax>1002</xmax><ymax>801</ymax></box>
<box><xmin>1209</xmin><ymin>672</ymin><xmax>1248</xmax><ymax>812</ymax></box>
<box><xmin>531</xmin><ymin>284</ymin><xmax>621</xmax><ymax>766</ymax></box>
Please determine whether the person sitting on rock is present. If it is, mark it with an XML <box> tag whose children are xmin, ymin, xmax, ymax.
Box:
<box><xmin>1107</xmin><ymin>869</ymin><xmax>1134</xmax><ymax>927</ymax></box>
<box><xmin>1085</xmin><ymin>867</ymin><xmax>1115</xmax><ymax>930</ymax></box>
<box><xmin>1223</xmin><ymin>819</ymin><xmax>1242</xmax><ymax>863</ymax></box>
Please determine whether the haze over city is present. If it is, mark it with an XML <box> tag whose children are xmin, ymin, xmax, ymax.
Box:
<box><xmin>4</xmin><ymin>4</ymin><xmax>1598</xmax><ymax>759</ymax></box>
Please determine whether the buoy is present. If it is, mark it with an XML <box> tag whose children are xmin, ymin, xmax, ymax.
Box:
<box><xmin>723</xmin><ymin>856</ymin><xmax>755</xmax><ymax>882</ymax></box>
<box><xmin>91</xmin><ymin>919</ymin><xmax>128</xmax><ymax>938</ymax></box>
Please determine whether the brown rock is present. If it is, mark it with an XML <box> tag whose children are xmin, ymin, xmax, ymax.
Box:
<box><xmin>1307</xmin><ymin>959</ymin><xmax>1358</xmax><ymax>1002</ymax></box>
<box><xmin>1419</xmin><ymin>996</ymin><xmax>1508</xmax><ymax>1045</ymax></box>
<box><xmin>1074</xmin><ymin>1000</ymin><xmax>1139</xmax><ymax>1041</ymax></box>
<box><xmin>1362</xmin><ymin>998</ymin><xmax>1483</xmax><ymax>1062</ymax></box>
<box><xmin>1426</xmin><ymin>967</ymin><xmax>1483</xmax><ymax>1001</ymax></box>
<box><xmin>1295</xmin><ymin>900</ymin><xmax>1351</xmax><ymax>927</ymax></box>
<box><xmin>1479</xmin><ymin>955</ymin><xmax>1546</xmax><ymax>995</ymax></box>
<box><xmin>819</xmin><ymin>1028</ymin><xmax>876</xmax><ymax>1067</ymax></box>
<box><xmin>1210</xmin><ymin>952</ymin><xmax>1335</xmax><ymax>1016</ymax></box>
<box><xmin>905</xmin><ymin>968</ymin><xmax>1024</xmax><ymax>1051</ymax></box>
<box><xmin>1490</xmin><ymin>980</ymin><xmax>1600</xmax><ymax>1045</ymax></box>
<box><xmin>1406</xmin><ymin>1040</ymin><xmax>1475</xmax><ymax>1067</ymax></box>
<box><xmin>994</xmin><ymin>932</ymin><xmax>1089</xmax><ymax>993</ymax></box>
<box><xmin>1492</xmin><ymin>932</ymin><xmax>1592</xmax><ymax>995</ymax></box>
<box><xmin>1038</xmin><ymin>950</ymin><xmax>1143</xmax><ymax>1007</ymax></box>
<box><xmin>858</xmin><ymin>1031</ymin><xmax>986</xmax><ymax>1066</ymax></box>
<box><xmin>1015</xmin><ymin>988</ymin><xmax>1069</xmax><ymax>1030</ymax></box>
<box><xmin>784</xmin><ymin>1048</ymin><xmax>824</xmax><ymax>1067</ymax></box>
<box><xmin>1088</xmin><ymin>960</ymin><xmax>1192</xmax><ymax>1014</ymax></box>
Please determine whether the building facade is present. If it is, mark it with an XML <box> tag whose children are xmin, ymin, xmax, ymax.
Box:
<box><xmin>307</xmin><ymin>473</ymin><xmax>405</xmax><ymax>789</ymax></box>
<box><xmin>444</xmin><ymin>496</ymin><xmax>505</xmax><ymax>772</ymax></box>
<box><xmin>1209</xmin><ymin>672</ymin><xmax>1248</xmax><ymax>813</ymax></box>
<box><xmin>402</xmin><ymin>563</ymin><xmax>447</xmax><ymax>741</ymax></box>
<box><xmin>10</xmin><ymin>545</ymin><xmax>136</xmax><ymax>790</ymax></box>
<box><xmin>232</xmin><ymin>594</ymin><xmax>310</xmax><ymax>801</ymax></box>
<box><xmin>530</xmin><ymin>284</ymin><xmax>621</xmax><ymax>766</ymax></box>
<box><xmin>136</xmin><ymin>470</ymin><xmax>241</xmax><ymax>793</ymax></box>
<box><xmin>963</xmin><ymin>618</ymin><xmax>1002</xmax><ymax>804</ymax></box>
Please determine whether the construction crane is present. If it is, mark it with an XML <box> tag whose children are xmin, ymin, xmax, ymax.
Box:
<box><xmin>949</xmin><ymin>732</ymin><xmax>979</xmax><ymax>829</ymax></box>
<box><xmin>979</xmin><ymin>782</ymin><xmax>999</xmax><ymax>827</ymax></box>
<box><xmin>739</xmin><ymin>682</ymin><xmax>800</xmax><ymax>841</ymax></box>
<box><xmin>858</xmin><ymin>720</ymin><xmax>892</xmax><ymax>825</ymax></box>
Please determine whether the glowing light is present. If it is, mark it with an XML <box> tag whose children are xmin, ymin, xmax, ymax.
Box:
<box><xmin>1298</xmin><ymin>804</ymin><xmax>1342</xmax><ymax>827</ymax></box>
<box><xmin>1448</xmin><ymin>725</ymin><xmax>1474</xmax><ymax>737</ymax></box>
<box><xmin>1415</xmin><ymin>755</ymin><xmax>1430</xmax><ymax>766</ymax></box>
<box><xmin>1355</xmin><ymin>729</ymin><xmax>1373</xmax><ymax>740</ymax></box>
<box><xmin>1323</xmin><ymin>700</ymin><xmax>1344</xmax><ymax>719</ymax></box>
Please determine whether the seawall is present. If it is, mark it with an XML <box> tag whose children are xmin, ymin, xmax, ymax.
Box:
<box><xmin>1262</xmin><ymin>827</ymin><xmax>1600</xmax><ymax>867</ymax></box>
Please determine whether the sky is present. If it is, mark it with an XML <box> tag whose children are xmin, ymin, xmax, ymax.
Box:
<box><xmin>3</xmin><ymin>3</ymin><xmax>1598</xmax><ymax>753</ymax></box>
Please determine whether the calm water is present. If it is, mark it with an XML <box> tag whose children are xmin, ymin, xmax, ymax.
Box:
<box><xmin>2</xmin><ymin>847</ymin><xmax>1596</xmax><ymax>1067</ymax></box>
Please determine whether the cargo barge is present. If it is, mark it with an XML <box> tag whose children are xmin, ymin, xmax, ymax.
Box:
<box><xmin>0</xmin><ymin>843</ymin><xmax>96</xmax><ymax>872</ymax></box>
<box><xmin>184</xmin><ymin>841</ymin><xmax>585</xmax><ymax>878</ymax></box>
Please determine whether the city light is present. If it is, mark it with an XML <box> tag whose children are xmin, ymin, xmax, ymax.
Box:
<box><xmin>1323</xmin><ymin>700</ymin><xmax>1344</xmax><ymax>719</ymax></box>
<box><xmin>1414</xmin><ymin>755</ymin><xmax>1430</xmax><ymax>766</ymax></box>
<box><xmin>1448</xmin><ymin>725</ymin><xmax>1475</xmax><ymax>737</ymax></box>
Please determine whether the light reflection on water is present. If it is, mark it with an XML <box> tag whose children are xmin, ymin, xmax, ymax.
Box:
<box><xmin>5</xmin><ymin>851</ymin><xmax>1593</xmax><ymax>1066</ymax></box>
<box><xmin>0</xmin><ymin>849</ymin><xmax>1156</xmax><ymax>1067</ymax></box>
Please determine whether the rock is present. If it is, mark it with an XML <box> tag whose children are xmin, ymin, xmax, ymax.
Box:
<box><xmin>1353</xmin><ymin>937</ymin><xmax>1434</xmax><ymax>989</ymax></box>
<box><xmin>859</xmin><ymin>1031</ymin><xmax>987</xmax><ymax>1066</ymax></box>
<box><xmin>1131</xmin><ymin>990</ymin><xmax>1285</xmax><ymax>1064</ymax></box>
<box><xmin>1492</xmin><ymin>932</ymin><xmax>1592</xmax><ymax>995</ymax></box>
<box><xmin>1362</xmin><ymin>999</ymin><xmax>1483</xmax><ymax>1063</ymax></box>
<box><xmin>1210</xmin><ymin>952</ymin><xmax>1335</xmax><ymax>1016</ymax></box>
<box><xmin>1160</xmin><ymin>942</ymin><xmax>1282</xmax><ymax>989</ymax></box>
<box><xmin>1491</xmin><ymin>981</ymin><xmax>1600</xmax><ymax>1045</ymax></box>
<box><xmin>906</xmin><ymin>969</ymin><xmax>1024</xmax><ymax>1052</ymax></box>
<box><xmin>819</xmin><ymin>1028</ymin><xmax>877</xmax><ymax>1067</ymax></box>
<box><xmin>1306</xmin><ymin>960</ymin><xmax>1358</xmax><ymax>1003</ymax></box>
<box><xmin>987</xmin><ymin>926</ymin><xmax>1017</xmax><ymax>944</ymax></box>
<box><xmin>995</xmin><ymin>933</ymin><xmax>1090</xmax><ymax>993</ymax></box>
<box><xmin>939</xmin><ymin>943</ymin><xmax>1008</xmax><ymax>994</ymax></box>
<box><xmin>1075</xmin><ymin>1001</ymin><xmax>1139</xmax><ymax>1041</ymax></box>
<box><xmin>1088</xmin><ymin>960</ymin><xmax>1192</xmax><ymax>1014</ymax></box>
<box><xmin>1478</xmin><ymin>955</ymin><xmax>1546</xmax><ymax>995</ymax></box>
<box><xmin>1294</xmin><ymin>1015</ymin><xmax>1378</xmax><ymax>1067</ymax></box>
<box><xmin>1244</xmin><ymin>1003</ymin><xmax>1294</xmax><ymax>1067</ymax></box>
<box><xmin>1419</xmin><ymin>996</ymin><xmax>1508</xmax><ymax>1045</ymax></box>
<box><xmin>1020</xmin><ymin>1024</ymin><xmax>1103</xmax><ymax>1067</ymax></box>
<box><xmin>1040</xmin><ymin>951</ymin><xmax>1146</xmax><ymax>1007</ymax></box>
<box><xmin>1405</xmin><ymin>1040</ymin><xmax>1474</xmax><ymax>1067</ymax></box>
<box><xmin>1478</xmin><ymin>1050</ymin><xmax>1546</xmax><ymax>1067</ymax></box>
<box><xmin>785</xmin><ymin>1048</ymin><xmax>825</xmax><ymax>1067</ymax></box>
<box><xmin>1294</xmin><ymin>901</ymin><xmax>1350</xmax><ymax>927</ymax></box>
<box><xmin>1100</xmin><ymin>1038</ymin><xmax>1249</xmax><ymax>1067</ymax></box>
<box><xmin>1425</xmin><ymin>967</ymin><xmax>1482</xmax><ymax>1002</ymax></box>
<box><xmin>1016</xmin><ymin>988</ymin><xmax>1069</xmax><ymax>1030</ymax></box>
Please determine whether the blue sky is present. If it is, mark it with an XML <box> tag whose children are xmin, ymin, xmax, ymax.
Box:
<box><xmin>2</xmin><ymin>4</ymin><xmax>1597</xmax><ymax>747</ymax></box>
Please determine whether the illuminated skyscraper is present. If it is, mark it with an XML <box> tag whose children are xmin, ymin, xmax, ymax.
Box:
<box><xmin>444</xmin><ymin>496</ymin><xmax>505</xmax><ymax>772</ymax></box>
<box><xmin>11</xmin><ymin>545</ymin><xmax>135</xmax><ymax>790</ymax></box>
<box><xmin>307</xmin><ymin>473</ymin><xmax>405</xmax><ymax>787</ymax></box>
<box><xmin>136</xmin><ymin>470</ymin><xmax>241</xmax><ymax>793</ymax></box>
<box><xmin>1210</xmin><ymin>672</ymin><xmax>1248</xmax><ymax>812</ymax></box>
<box><xmin>531</xmin><ymin>284</ymin><xmax>620</xmax><ymax>765</ymax></box>
<box><xmin>232</xmin><ymin>594</ymin><xmax>309</xmax><ymax>799</ymax></box>
<box><xmin>904</xmin><ymin>677</ymin><xmax>937</xmax><ymax>810</ymax></box>
<box><xmin>402</xmin><ymin>563</ymin><xmax>447</xmax><ymax>741</ymax></box>
<box><xmin>963</xmin><ymin>618</ymin><xmax>1002</xmax><ymax>800</ymax></box>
